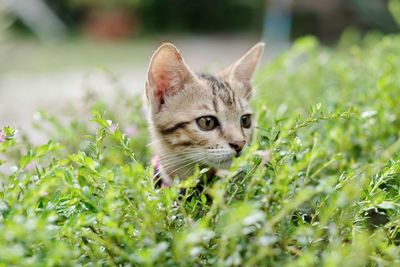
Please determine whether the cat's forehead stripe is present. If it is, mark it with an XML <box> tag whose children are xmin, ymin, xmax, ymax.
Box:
<box><xmin>212</xmin><ymin>97</ymin><xmax>219</xmax><ymax>113</ymax></box>
<box><xmin>198</xmin><ymin>73</ymin><xmax>237</xmax><ymax>110</ymax></box>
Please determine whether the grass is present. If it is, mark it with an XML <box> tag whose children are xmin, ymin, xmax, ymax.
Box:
<box><xmin>1</xmin><ymin>30</ymin><xmax>400</xmax><ymax>266</ymax></box>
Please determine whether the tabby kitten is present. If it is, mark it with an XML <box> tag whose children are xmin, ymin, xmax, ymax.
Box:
<box><xmin>145</xmin><ymin>42</ymin><xmax>264</xmax><ymax>186</ymax></box>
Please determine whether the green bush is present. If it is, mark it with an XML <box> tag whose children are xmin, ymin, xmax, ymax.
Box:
<box><xmin>1</xmin><ymin>34</ymin><xmax>400</xmax><ymax>266</ymax></box>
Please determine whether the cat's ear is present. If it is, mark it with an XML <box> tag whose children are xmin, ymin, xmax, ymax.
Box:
<box><xmin>219</xmin><ymin>42</ymin><xmax>264</xmax><ymax>86</ymax></box>
<box><xmin>146</xmin><ymin>43</ymin><xmax>196</xmax><ymax>111</ymax></box>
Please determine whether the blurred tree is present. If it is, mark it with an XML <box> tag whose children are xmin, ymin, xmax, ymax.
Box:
<box><xmin>137</xmin><ymin>0</ymin><xmax>264</xmax><ymax>33</ymax></box>
<box><xmin>43</xmin><ymin>0</ymin><xmax>84</xmax><ymax>29</ymax></box>
<box><xmin>349</xmin><ymin>0</ymin><xmax>398</xmax><ymax>31</ymax></box>
<box><xmin>291</xmin><ymin>0</ymin><xmax>399</xmax><ymax>42</ymax></box>
<box><xmin>46</xmin><ymin>0</ymin><xmax>142</xmax><ymax>39</ymax></box>
<box><xmin>42</xmin><ymin>0</ymin><xmax>264</xmax><ymax>39</ymax></box>
<box><xmin>6</xmin><ymin>0</ymin><xmax>399</xmax><ymax>41</ymax></box>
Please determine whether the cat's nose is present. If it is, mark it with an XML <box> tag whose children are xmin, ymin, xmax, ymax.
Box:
<box><xmin>229</xmin><ymin>140</ymin><xmax>246</xmax><ymax>156</ymax></box>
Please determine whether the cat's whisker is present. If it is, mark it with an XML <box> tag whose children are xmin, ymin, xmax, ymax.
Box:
<box><xmin>159</xmin><ymin>153</ymin><xmax>206</xmax><ymax>169</ymax></box>
<box><xmin>254</xmin><ymin>74</ymin><xmax>270</xmax><ymax>90</ymax></box>
<box><xmin>244</xmin><ymin>75</ymin><xmax>271</xmax><ymax>101</ymax></box>
<box><xmin>156</xmin><ymin>149</ymin><xmax>205</xmax><ymax>161</ymax></box>
<box><xmin>159</xmin><ymin>158</ymin><xmax>201</xmax><ymax>168</ymax></box>
<box><xmin>216</xmin><ymin>157</ymin><xmax>222</xmax><ymax>172</ymax></box>
<box><xmin>207</xmin><ymin>151</ymin><xmax>233</xmax><ymax>157</ymax></box>
<box><xmin>167</xmin><ymin>156</ymin><xmax>208</xmax><ymax>178</ymax></box>
<box><xmin>157</xmin><ymin>151</ymin><xmax>205</xmax><ymax>167</ymax></box>
<box><xmin>156</xmin><ymin>150</ymin><xmax>198</xmax><ymax>159</ymax></box>
<box><xmin>156</xmin><ymin>147</ymin><xmax>205</xmax><ymax>156</ymax></box>
<box><xmin>153</xmin><ymin>155</ymin><xmax>206</xmax><ymax>181</ymax></box>
<box><xmin>150</xmin><ymin>148</ymin><xmax>203</xmax><ymax>160</ymax></box>
<box><xmin>245</xmin><ymin>87</ymin><xmax>259</xmax><ymax>101</ymax></box>
<box><xmin>157</xmin><ymin>159</ymin><xmax>193</xmax><ymax>171</ymax></box>
<box><xmin>146</xmin><ymin>136</ymin><xmax>173</xmax><ymax>147</ymax></box>
<box><xmin>157</xmin><ymin>146</ymin><xmax>204</xmax><ymax>154</ymax></box>
<box><xmin>146</xmin><ymin>42</ymin><xmax>263</xmax><ymax>182</ymax></box>
<box><xmin>163</xmin><ymin>154</ymin><xmax>206</xmax><ymax>169</ymax></box>
<box><xmin>146</xmin><ymin>139</ymin><xmax>163</xmax><ymax>147</ymax></box>
<box><xmin>181</xmin><ymin>167</ymin><xmax>193</xmax><ymax>180</ymax></box>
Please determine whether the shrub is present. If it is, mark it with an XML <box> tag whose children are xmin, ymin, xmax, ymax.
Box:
<box><xmin>1</xmin><ymin>34</ymin><xmax>400</xmax><ymax>266</ymax></box>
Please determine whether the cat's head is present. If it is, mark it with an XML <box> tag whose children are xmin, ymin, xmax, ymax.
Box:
<box><xmin>145</xmin><ymin>42</ymin><xmax>264</xmax><ymax>171</ymax></box>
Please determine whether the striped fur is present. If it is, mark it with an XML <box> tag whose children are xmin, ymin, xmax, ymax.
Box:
<box><xmin>145</xmin><ymin>42</ymin><xmax>264</xmax><ymax>184</ymax></box>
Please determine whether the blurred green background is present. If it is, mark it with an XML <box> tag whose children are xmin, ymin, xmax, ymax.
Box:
<box><xmin>0</xmin><ymin>0</ymin><xmax>399</xmax><ymax>142</ymax></box>
<box><xmin>7</xmin><ymin>0</ymin><xmax>398</xmax><ymax>40</ymax></box>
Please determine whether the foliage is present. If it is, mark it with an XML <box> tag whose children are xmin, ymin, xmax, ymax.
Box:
<box><xmin>136</xmin><ymin>0</ymin><xmax>264</xmax><ymax>33</ymax></box>
<box><xmin>68</xmin><ymin>0</ymin><xmax>141</xmax><ymax>9</ymax></box>
<box><xmin>1</xmin><ymin>33</ymin><xmax>400</xmax><ymax>266</ymax></box>
<box><xmin>43</xmin><ymin>0</ymin><xmax>264</xmax><ymax>33</ymax></box>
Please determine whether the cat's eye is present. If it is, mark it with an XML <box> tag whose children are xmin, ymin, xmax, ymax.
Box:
<box><xmin>241</xmin><ymin>114</ymin><xmax>252</xmax><ymax>128</ymax></box>
<box><xmin>196</xmin><ymin>116</ymin><xmax>219</xmax><ymax>131</ymax></box>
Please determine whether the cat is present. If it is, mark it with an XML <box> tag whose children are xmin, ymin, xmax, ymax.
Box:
<box><xmin>145</xmin><ymin>42</ymin><xmax>264</xmax><ymax>186</ymax></box>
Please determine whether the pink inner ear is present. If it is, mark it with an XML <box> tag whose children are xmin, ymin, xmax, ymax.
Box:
<box><xmin>148</xmin><ymin>47</ymin><xmax>190</xmax><ymax>108</ymax></box>
<box><xmin>155</xmin><ymin>74</ymin><xmax>169</xmax><ymax>98</ymax></box>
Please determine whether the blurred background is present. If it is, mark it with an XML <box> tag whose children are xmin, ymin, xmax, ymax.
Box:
<box><xmin>0</xmin><ymin>0</ymin><xmax>399</xmax><ymax>142</ymax></box>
